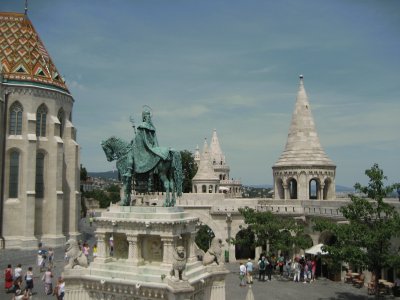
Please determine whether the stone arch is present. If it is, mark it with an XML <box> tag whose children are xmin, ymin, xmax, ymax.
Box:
<box><xmin>276</xmin><ymin>229</ymin><xmax>293</xmax><ymax>257</ymax></box>
<box><xmin>235</xmin><ymin>228</ymin><xmax>255</xmax><ymax>260</ymax></box>
<box><xmin>190</xmin><ymin>210</ymin><xmax>221</xmax><ymax>243</ymax></box>
<box><xmin>296</xmin><ymin>233</ymin><xmax>313</xmax><ymax>254</ymax></box>
<box><xmin>287</xmin><ymin>177</ymin><xmax>297</xmax><ymax>199</ymax></box>
<box><xmin>309</xmin><ymin>177</ymin><xmax>320</xmax><ymax>200</ymax></box>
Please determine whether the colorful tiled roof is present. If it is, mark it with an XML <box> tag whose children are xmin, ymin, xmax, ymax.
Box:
<box><xmin>0</xmin><ymin>12</ymin><xmax>69</xmax><ymax>92</ymax></box>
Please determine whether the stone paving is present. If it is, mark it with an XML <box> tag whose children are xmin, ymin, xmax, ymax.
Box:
<box><xmin>224</xmin><ymin>263</ymin><xmax>391</xmax><ymax>300</ymax></box>
<box><xmin>0</xmin><ymin>218</ymin><xmax>395</xmax><ymax>299</ymax></box>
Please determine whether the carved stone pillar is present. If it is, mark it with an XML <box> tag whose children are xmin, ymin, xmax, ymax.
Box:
<box><xmin>95</xmin><ymin>232</ymin><xmax>106</xmax><ymax>259</ymax></box>
<box><xmin>127</xmin><ymin>234</ymin><xmax>139</xmax><ymax>264</ymax></box>
<box><xmin>187</xmin><ymin>233</ymin><xmax>197</xmax><ymax>263</ymax></box>
<box><xmin>319</xmin><ymin>184</ymin><xmax>325</xmax><ymax>200</ymax></box>
<box><xmin>283</xmin><ymin>184</ymin><xmax>289</xmax><ymax>200</ymax></box>
<box><xmin>161</xmin><ymin>236</ymin><xmax>174</xmax><ymax>265</ymax></box>
<box><xmin>210</xmin><ymin>280</ymin><xmax>226</xmax><ymax>300</ymax></box>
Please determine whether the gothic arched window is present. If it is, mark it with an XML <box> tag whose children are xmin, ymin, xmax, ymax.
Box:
<box><xmin>36</xmin><ymin>104</ymin><xmax>47</xmax><ymax>137</ymax></box>
<box><xmin>35</xmin><ymin>152</ymin><xmax>45</xmax><ymax>198</ymax></box>
<box><xmin>57</xmin><ymin>108</ymin><xmax>65</xmax><ymax>138</ymax></box>
<box><xmin>9</xmin><ymin>151</ymin><xmax>20</xmax><ymax>198</ymax></box>
<box><xmin>9</xmin><ymin>102</ymin><xmax>23</xmax><ymax>135</ymax></box>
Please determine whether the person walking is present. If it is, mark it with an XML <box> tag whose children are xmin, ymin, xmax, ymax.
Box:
<box><xmin>92</xmin><ymin>244</ymin><xmax>98</xmax><ymax>259</ymax></box>
<box><xmin>109</xmin><ymin>236</ymin><xmax>114</xmax><ymax>257</ymax></box>
<box><xmin>42</xmin><ymin>267</ymin><xmax>53</xmax><ymax>295</ymax></box>
<box><xmin>4</xmin><ymin>264</ymin><xmax>13</xmax><ymax>291</ymax></box>
<box><xmin>311</xmin><ymin>258</ymin><xmax>317</xmax><ymax>282</ymax></box>
<box><xmin>24</xmin><ymin>267</ymin><xmax>34</xmax><ymax>293</ymax></box>
<box><xmin>57</xmin><ymin>277</ymin><xmax>65</xmax><ymax>300</ymax></box>
<box><xmin>245</xmin><ymin>258</ymin><xmax>254</xmax><ymax>284</ymax></box>
<box><xmin>14</xmin><ymin>264</ymin><xmax>22</xmax><ymax>281</ymax></box>
<box><xmin>293</xmin><ymin>258</ymin><xmax>301</xmax><ymax>282</ymax></box>
<box><xmin>258</xmin><ymin>256</ymin><xmax>267</xmax><ymax>281</ymax></box>
<box><xmin>266</xmin><ymin>257</ymin><xmax>273</xmax><ymax>281</ymax></box>
<box><xmin>48</xmin><ymin>248</ymin><xmax>54</xmax><ymax>269</ymax></box>
<box><xmin>239</xmin><ymin>262</ymin><xmax>247</xmax><ymax>287</ymax></box>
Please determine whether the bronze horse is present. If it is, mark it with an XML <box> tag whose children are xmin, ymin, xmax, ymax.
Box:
<box><xmin>101</xmin><ymin>136</ymin><xmax>183</xmax><ymax>207</ymax></box>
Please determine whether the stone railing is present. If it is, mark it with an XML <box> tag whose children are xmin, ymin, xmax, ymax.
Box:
<box><xmin>220</xmin><ymin>179</ymin><xmax>241</xmax><ymax>185</ymax></box>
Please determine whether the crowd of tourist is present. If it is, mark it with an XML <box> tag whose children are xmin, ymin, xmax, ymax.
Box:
<box><xmin>3</xmin><ymin>245</ymin><xmax>66</xmax><ymax>300</ymax></box>
<box><xmin>3</xmin><ymin>231</ymin><xmax>97</xmax><ymax>299</ymax></box>
<box><xmin>238</xmin><ymin>254</ymin><xmax>317</xmax><ymax>287</ymax></box>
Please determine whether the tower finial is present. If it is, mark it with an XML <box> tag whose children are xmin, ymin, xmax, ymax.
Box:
<box><xmin>24</xmin><ymin>0</ymin><xmax>28</xmax><ymax>15</ymax></box>
<box><xmin>299</xmin><ymin>74</ymin><xmax>304</xmax><ymax>86</ymax></box>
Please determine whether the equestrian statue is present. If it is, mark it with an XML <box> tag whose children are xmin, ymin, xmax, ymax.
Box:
<box><xmin>101</xmin><ymin>107</ymin><xmax>183</xmax><ymax>207</ymax></box>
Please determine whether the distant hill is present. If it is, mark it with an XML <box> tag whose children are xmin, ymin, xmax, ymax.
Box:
<box><xmin>246</xmin><ymin>184</ymin><xmax>273</xmax><ymax>189</ymax></box>
<box><xmin>88</xmin><ymin>171</ymin><xmax>119</xmax><ymax>180</ymax></box>
<box><xmin>88</xmin><ymin>172</ymin><xmax>355</xmax><ymax>192</ymax></box>
<box><xmin>336</xmin><ymin>185</ymin><xmax>354</xmax><ymax>192</ymax></box>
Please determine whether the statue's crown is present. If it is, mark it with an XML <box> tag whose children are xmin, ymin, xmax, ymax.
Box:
<box><xmin>142</xmin><ymin>105</ymin><xmax>152</xmax><ymax>118</ymax></box>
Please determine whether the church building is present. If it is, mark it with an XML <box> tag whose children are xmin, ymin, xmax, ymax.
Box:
<box><xmin>0</xmin><ymin>12</ymin><xmax>80</xmax><ymax>249</ymax></box>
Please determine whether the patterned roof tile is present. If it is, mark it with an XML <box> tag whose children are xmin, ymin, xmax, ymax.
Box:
<box><xmin>0</xmin><ymin>12</ymin><xmax>69</xmax><ymax>92</ymax></box>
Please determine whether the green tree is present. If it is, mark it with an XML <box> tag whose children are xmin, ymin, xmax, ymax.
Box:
<box><xmin>314</xmin><ymin>164</ymin><xmax>400</xmax><ymax>298</ymax></box>
<box><xmin>85</xmin><ymin>186</ymin><xmax>120</xmax><ymax>209</ymax></box>
<box><xmin>195</xmin><ymin>224</ymin><xmax>215</xmax><ymax>252</ymax></box>
<box><xmin>80</xmin><ymin>164</ymin><xmax>88</xmax><ymax>217</ymax></box>
<box><xmin>180</xmin><ymin>150</ymin><xmax>198</xmax><ymax>193</ymax></box>
<box><xmin>231</xmin><ymin>207</ymin><xmax>308</xmax><ymax>255</ymax></box>
<box><xmin>80</xmin><ymin>164</ymin><xmax>88</xmax><ymax>181</ymax></box>
<box><xmin>106</xmin><ymin>184</ymin><xmax>121</xmax><ymax>204</ymax></box>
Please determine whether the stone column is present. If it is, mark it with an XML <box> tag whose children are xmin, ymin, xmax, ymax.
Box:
<box><xmin>283</xmin><ymin>184</ymin><xmax>289</xmax><ymax>200</ymax></box>
<box><xmin>161</xmin><ymin>236</ymin><xmax>174</xmax><ymax>265</ymax></box>
<box><xmin>319</xmin><ymin>184</ymin><xmax>325</xmax><ymax>200</ymax></box>
<box><xmin>210</xmin><ymin>280</ymin><xmax>226</xmax><ymax>300</ymax></box>
<box><xmin>127</xmin><ymin>234</ymin><xmax>139</xmax><ymax>264</ymax></box>
<box><xmin>187</xmin><ymin>233</ymin><xmax>197</xmax><ymax>263</ymax></box>
<box><xmin>95</xmin><ymin>232</ymin><xmax>107</xmax><ymax>259</ymax></box>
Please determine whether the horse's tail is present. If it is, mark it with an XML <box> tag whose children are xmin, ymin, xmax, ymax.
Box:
<box><xmin>171</xmin><ymin>150</ymin><xmax>183</xmax><ymax>197</ymax></box>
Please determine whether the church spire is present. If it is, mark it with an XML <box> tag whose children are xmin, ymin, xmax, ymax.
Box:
<box><xmin>210</xmin><ymin>129</ymin><xmax>225</xmax><ymax>165</ymax></box>
<box><xmin>274</xmin><ymin>75</ymin><xmax>334</xmax><ymax>167</ymax></box>
<box><xmin>193</xmin><ymin>138</ymin><xmax>219</xmax><ymax>181</ymax></box>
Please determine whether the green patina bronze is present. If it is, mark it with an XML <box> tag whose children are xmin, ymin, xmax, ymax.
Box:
<box><xmin>101</xmin><ymin>107</ymin><xmax>183</xmax><ymax>207</ymax></box>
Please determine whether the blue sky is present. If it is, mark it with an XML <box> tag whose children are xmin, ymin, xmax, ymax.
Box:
<box><xmin>3</xmin><ymin>0</ymin><xmax>400</xmax><ymax>186</ymax></box>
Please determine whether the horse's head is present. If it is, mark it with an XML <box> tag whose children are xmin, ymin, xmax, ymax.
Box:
<box><xmin>101</xmin><ymin>138</ymin><xmax>116</xmax><ymax>162</ymax></box>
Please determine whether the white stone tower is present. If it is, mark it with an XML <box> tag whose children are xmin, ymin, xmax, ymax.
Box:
<box><xmin>192</xmin><ymin>139</ymin><xmax>219</xmax><ymax>193</ymax></box>
<box><xmin>272</xmin><ymin>75</ymin><xmax>336</xmax><ymax>200</ymax></box>
<box><xmin>209</xmin><ymin>129</ymin><xmax>230</xmax><ymax>181</ymax></box>
<box><xmin>194</xmin><ymin>144</ymin><xmax>201</xmax><ymax>167</ymax></box>
<box><xmin>0</xmin><ymin>12</ymin><xmax>80</xmax><ymax>248</ymax></box>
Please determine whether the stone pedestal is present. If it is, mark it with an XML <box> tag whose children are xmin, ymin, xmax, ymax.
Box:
<box><xmin>64</xmin><ymin>206</ymin><xmax>228</xmax><ymax>300</ymax></box>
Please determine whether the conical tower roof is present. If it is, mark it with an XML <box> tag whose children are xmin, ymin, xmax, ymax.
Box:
<box><xmin>193</xmin><ymin>139</ymin><xmax>219</xmax><ymax>181</ymax></box>
<box><xmin>210</xmin><ymin>129</ymin><xmax>226</xmax><ymax>165</ymax></box>
<box><xmin>0</xmin><ymin>12</ymin><xmax>69</xmax><ymax>93</ymax></box>
<box><xmin>274</xmin><ymin>75</ymin><xmax>335</xmax><ymax>167</ymax></box>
